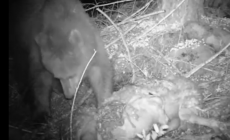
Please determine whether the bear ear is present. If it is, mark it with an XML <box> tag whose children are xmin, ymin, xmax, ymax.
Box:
<box><xmin>68</xmin><ymin>29</ymin><xmax>83</xmax><ymax>46</ymax></box>
<box><xmin>35</xmin><ymin>32</ymin><xmax>47</xmax><ymax>46</ymax></box>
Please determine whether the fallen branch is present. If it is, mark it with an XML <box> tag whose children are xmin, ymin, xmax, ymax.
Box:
<box><xmin>70</xmin><ymin>50</ymin><xmax>97</xmax><ymax>140</ymax></box>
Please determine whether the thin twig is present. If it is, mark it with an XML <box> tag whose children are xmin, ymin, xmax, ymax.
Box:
<box><xmin>97</xmin><ymin>8</ymin><xmax>136</xmax><ymax>82</ymax></box>
<box><xmin>9</xmin><ymin>125</ymin><xmax>44</xmax><ymax>135</ymax></box>
<box><xmin>105</xmin><ymin>9</ymin><xmax>164</xmax><ymax>49</ymax></box>
<box><xmin>185</xmin><ymin>42</ymin><xmax>230</xmax><ymax>78</ymax></box>
<box><xmin>77</xmin><ymin>89</ymin><xmax>93</xmax><ymax>106</ymax></box>
<box><xmin>129</xmin><ymin>0</ymin><xmax>186</xmax><ymax>45</ymax></box>
<box><xmin>166</xmin><ymin>57</ymin><xmax>219</xmax><ymax>73</ymax></box>
<box><xmin>105</xmin><ymin>23</ymin><xmax>137</xmax><ymax>49</ymax></box>
<box><xmin>132</xmin><ymin>62</ymin><xmax>148</xmax><ymax>77</ymax></box>
<box><xmin>85</xmin><ymin>0</ymin><xmax>133</xmax><ymax>12</ymax></box>
<box><xmin>126</xmin><ymin>10</ymin><xmax>165</xmax><ymax>22</ymax></box>
<box><xmin>120</xmin><ymin>0</ymin><xmax>155</xmax><ymax>24</ymax></box>
<box><xmin>150</xmin><ymin>47</ymin><xmax>183</xmax><ymax>75</ymax></box>
<box><xmin>70</xmin><ymin>50</ymin><xmax>97</xmax><ymax>140</ymax></box>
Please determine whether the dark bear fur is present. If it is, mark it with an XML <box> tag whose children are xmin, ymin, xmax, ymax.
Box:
<box><xmin>9</xmin><ymin>0</ymin><xmax>113</xmax><ymax>124</ymax></box>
